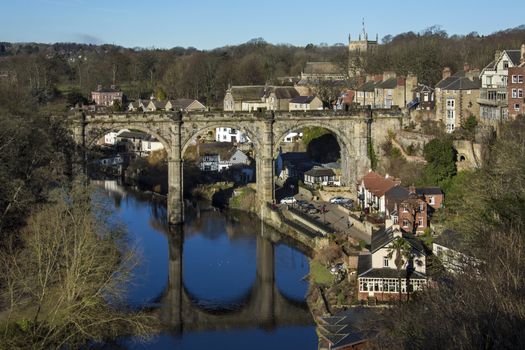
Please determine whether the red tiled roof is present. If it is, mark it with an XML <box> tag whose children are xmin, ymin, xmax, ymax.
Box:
<box><xmin>360</xmin><ymin>171</ymin><xmax>401</xmax><ymax>197</ymax></box>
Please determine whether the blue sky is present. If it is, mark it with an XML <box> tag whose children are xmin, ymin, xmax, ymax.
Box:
<box><xmin>2</xmin><ymin>0</ymin><xmax>524</xmax><ymax>49</ymax></box>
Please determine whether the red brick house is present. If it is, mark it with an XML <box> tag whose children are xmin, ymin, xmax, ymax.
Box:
<box><xmin>91</xmin><ymin>85</ymin><xmax>123</xmax><ymax>107</ymax></box>
<box><xmin>508</xmin><ymin>44</ymin><xmax>525</xmax><ymax>119</ymax></box>
<box><xmin>398</xmin><ymin>191</ymin><xmax>428</xmax><ymax>235</ymax></box>
<box><xmin>416</xmin><ymin>187</ymin><xmax>444</xmax><ymax>212</ymax></box>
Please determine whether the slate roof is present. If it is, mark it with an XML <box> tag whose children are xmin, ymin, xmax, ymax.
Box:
<box><xmin>150</xmin><ymin>100</ymin><xmax>166</xmax><ymax>109</ymax></box>
<box><xmin>303</xmin><ymin>61</ymin><xmax>343</xmax><ymax>75</ymax></box>
<box><xmin>290</xmin><ymin>95</ymin><xmax>317</xmax><ymax>104</ymax></box>
<box><xmin>167</xmin><ymin>98</ymin><xmax>205</xmax><ymax>111</ymax></box>
<box><xmin>484</xmin><ymin>50</ymin><xmax>522</xmax><ymax>70</ymax></box>
<box><xmin>384</xmin><ymin>186</ymin><xmax>410</xmax><ymax>213</ymax></box>
<box><xmin>370</xmin><ymin>226</ymin><xmax>426</xmax><ymax>254</ymax></box>
<box><xmin>199</xmin><ymin>142</ymin><xmax>245</xmax><ymax>161</ymax></box>
<box><xmin>435</xmin><ymin>72</ymin><xmax>480</xmax><ymax>90</ymax></box>
<box><xmin>317</xmin><ymin>308</ymin><xmax>376</xmax><ymax>350</ymax></box>
<box><xmin>356</xmin><ymin>80</ymin><xmax>378</xmax><ymax>92</ymax></box>
<box><xmin>376</xmin><ymin>78</ymin><xmax>398</xmax><ymax>89</ymax></box>
<box><xmin>304</xmin><ymin>167</ymin><xmax>335</xmax><ymax>177</ymax></box>
<box><xmin>228</xmin><ymin>86</ymin><xmax>266</xmax><ymax>101</ymax></box>
<box><xmin>360</xmin><ymin>171</ymin><xmax>401</xmax><ymax>197</ymax></box>
<box><xmin>416</xmin><ymin>187</ymin><xmax>443</xmax><ymax>196</ymax></box>
<box><xmin>94</xmin><ymin>87</ymin><xmax>121</xmax><ymax>93</ymax></box>
<box><xmin>265</xmin><ymin>86</ymin><xmax>299</xmax><ymax>99</ymax></box>
<box><xmin>359</xmin><ymin>267</ymin><xmax>426</xmax><ymax>279</ymax></box>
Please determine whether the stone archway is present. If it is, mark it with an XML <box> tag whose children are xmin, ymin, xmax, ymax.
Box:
<box><xmin>272</xmin><ymin>121</ymin><xmax>362</xmax><ymax>187</ymax></box>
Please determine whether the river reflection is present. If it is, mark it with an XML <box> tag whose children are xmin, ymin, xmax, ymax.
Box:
<box><xmin>93</xmin><ymin>180</ymin><xmax>318</xmax><ymax>349</ymax></box>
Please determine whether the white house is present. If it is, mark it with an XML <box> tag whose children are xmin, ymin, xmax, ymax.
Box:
<box><xmin>304</xmin><ymin>167</ymin><xmax>340</xmax><ymax>187</ymax></box>
<box><xmin>358</xmin><ymin>171</ymin><xmax>401</xmax><ymax>213</ymax></box>
<box><xmin>357</xmin><ymin>225</ymin><xmax>428</xmax><ymax>301</ymax></box>
<box><xmin>117</xmin><ymin>131</ymin><xmax>164</xmax><ymax>157</ymax></box>
<box><xmin>101</xmin><ymin>129</ymin><xmax>130</xmax><ymax>145</ymax></box>
<box><xmin>215</xmin><ymin>127</ymin><xmax>249</xmax><ymax>143</ymax></box>
<box><xmin>478</xmin><ymin>49</ymin><xmax>523</xmax><ymax>122</ymax></box>
<box><xmin>198</xmin><ymin>143</ymin><xmax>250</xmax><ymax>172</ymax></box>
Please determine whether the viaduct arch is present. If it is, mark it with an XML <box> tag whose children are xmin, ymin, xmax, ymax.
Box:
<box><xmin>73</xmin><ymin>110</ymin><xmax>405</xmax><ymax>224</ymax></box>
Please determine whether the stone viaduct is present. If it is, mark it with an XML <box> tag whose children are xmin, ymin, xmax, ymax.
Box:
<box><xmin>72</xmin><ymin>109</ymin><xmax>406</xmax><ymax>224</ymax></box>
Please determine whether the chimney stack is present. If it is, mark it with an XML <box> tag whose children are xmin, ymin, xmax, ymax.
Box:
<box><xmin>463</xmin><ymin>62</ymin><xmax>470</xmax><ymax>72</ymax></box>
<box><xmin>442</xmin><ymin>67</ymin><xmax>452</xmax><ymax>80</ymax></box>
<box><xmin>495</xmin><ymin>50</ymin><xmax>502</xmax><ymax>63</ymax></box>
<box><xmin>521</xmin><ymin>44</ymin><xmax>525</xmax><ymax>64</ymax></box>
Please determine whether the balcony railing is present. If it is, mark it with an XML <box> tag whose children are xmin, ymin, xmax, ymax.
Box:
<box><xmin>478</xmin><ymin>88</ymin><xmax>508</xmax><ymax>106</ymax></box>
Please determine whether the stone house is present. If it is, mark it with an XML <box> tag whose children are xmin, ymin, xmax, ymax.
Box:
<box><xmin>373</xmin><ymin>72</ymin><xmax>418</xmax><ymax>109</ymax></box>
<box><xmin>357</xmin><ymin>225</ymin><xmax>428</xmax><ymax>302</ymax></box>
<box><xmin>288</xmin><ymin>95</ymin><xmax>323</xmax><ymax>111</ymax></box>
<box><xmin>358</xmin><ymin>171</ymin><xmax>401</xmax><ymax>213</ymax></box>
<box><xmin>435</xmin><ymin>68</ymin><xmax>481</xmax><ymax>133</ymax></box>
<box><xmin>91</xmin><ymin>85</ymin><xmax>123</xmax><ymax>107</ymax></box>
<box><xmin>507</xmin><ymin>45</ymin><xmax>525</xmax><ymax>119</ymax></box>
<box><xmin>165</xmin><ymin>98</ymin><xmax>207</xmax><ymax>112</ymax></box>
<box><xmin>297</xmin><ymin>62</ymin><xmax>347</xmax><ymax>85</ymax></box>
<box><xmin>478</xmin><ymin>48</ymin><xmax>524</xmax><ymax>125</ymax></box>
<box><xmin>223</xmin><ymin>86</ymin><xmax>299</xmax><ymax>112</ymax></box>
<box><xmin>146</xmin><ymin>100</ymin><xmax>167</xmax><ymax>111</ymax></box>
<box><xmin>304</xmin><ymin>167</ymin><xmax>340</xmax><ymax>187</ymax></box>
<box><xmin>127</xmin><ymin>99</ymin><xmax>150</xmax><ymax>112</ymax></box>
<box><xmin>355</xmin><ymin>78</ymin><xmax>380</xmax><ymax>107</ymax></box>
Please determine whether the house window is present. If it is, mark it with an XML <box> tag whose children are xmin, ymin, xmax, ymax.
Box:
<box><xmin>418</xmin><ymin>218</ymin><xmax>424</xmax><ymax>227</ymax></box>
<box><xmin>383</xmin><ymin>257</ymin><xmax>389</xmax><ymax>267</ymax></box>
<box><xmin>512</xmin><ymin>89</ymin><xmax>517</xmax><ymax>98</ymax></box>
<box><xmin>519</xmin><ymin>75</ymin><xmax>524</xmax><ymax>84</ymax></box>
<box><xmin>486</xmin><ymin>76</ymin><xmax>492</xmax><ymax>85</ymax></box>
<box><xmin>515</xmin><ymin>104</ymin><xmax>521</xmax><ymax>111</ymax></box>
<box><xmin>402</xmin><ymin>205</ymin><xmax>408</xmax><ymax>213</ymax></box>
<box><xmin>429</xmin><ymin>196</ymin><xmax>435</xmax><ymax>205</ymax></box>
<box><xmin>393</xmin><ymin>216</ymin><xmax>398</xmax><ymax>224</ymax></box>
<box><xmin>519</xmin><ymin>89</ymin><xmax>524</xmax><ymax>98</ymax></box>
<box><xmin>503</xmin><ymin>60</ymin><xmax>509</xmax><ymax>69</ymax></box>
<box><xmin>512</xmin><ymin>75</ymin><xmax>518</xmax><ymax>83</ymax></box>
<box><xmin>446</xmin><ymin>99</ymin><xmax>455</xmax><ymax>108</ymax></box>
<box><xmin>403</xmin><ymin>219</ymin><xmax>409</xmax><ymax>227</ymax></box>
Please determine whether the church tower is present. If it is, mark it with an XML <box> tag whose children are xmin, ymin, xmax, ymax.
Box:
<box><xmin>348</xmin><ymin>19</ymin><xmax>379</xmax><ymax>77</ymax></box>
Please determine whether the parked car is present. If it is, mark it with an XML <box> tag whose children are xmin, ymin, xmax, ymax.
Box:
<box><xmin>329</xmin><ymin>196</ymin><xmax>345</xmax><ymax>204</ymax></box>
<box><xmin>305</xmin><ymin>204</ymin><xmax>319</xmax><ymax>214</ymax></box>
<box><xmin>280</xmin><ymin>196</ymin><xmax>297</xmax><ymax>204</ymax></box>
<box><xmin>296</xmin><ymin>200</ymin><xmax>308</xmax><ymax>208</ymax></box>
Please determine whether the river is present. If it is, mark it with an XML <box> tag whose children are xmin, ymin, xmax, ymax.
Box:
<box><xmin>93</xmin><ymin>180</ymin><xmax>318</xmax><ymax>349</ymax></box>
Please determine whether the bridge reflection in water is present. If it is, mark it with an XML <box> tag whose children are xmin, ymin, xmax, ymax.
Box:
<box><xmin>159</xmin><ymin>221</ymin><xmax>313</xmax><ymax>333</ymax></box>
<box><xmin>93</xmin><ymin>180</ymin><xmax>315</xmax><ymax>342</ymax></box>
